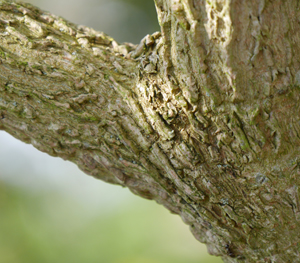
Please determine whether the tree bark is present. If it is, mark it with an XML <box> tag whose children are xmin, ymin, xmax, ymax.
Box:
<box><xmin>1</xmin><ymin>0</ymin><xmax>300</xmax><ymax>262</ymax></box>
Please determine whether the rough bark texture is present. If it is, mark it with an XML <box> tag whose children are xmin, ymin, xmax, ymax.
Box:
<box><xmin>1</xmin><ymin>0</ymin><xmax>300</xmax><ymax>262</ymax></box>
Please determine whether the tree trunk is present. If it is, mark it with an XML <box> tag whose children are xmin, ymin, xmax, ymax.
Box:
<box><xmin>1</xmin><ymin>0</ymin><xmax>300</xmax><ymax>262</ymax></box>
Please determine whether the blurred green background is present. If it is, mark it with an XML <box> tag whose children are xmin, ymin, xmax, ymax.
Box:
<box><xmin>0</xmin><ymin>0</ymin><xmax>223</xmax><ymax>262</ymax></box>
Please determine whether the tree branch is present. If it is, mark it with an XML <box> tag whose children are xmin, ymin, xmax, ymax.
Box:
<box><xmin>0</xmin><ymin>0</ymin><xmax>184</xmax><ymax>231</ymax></box>
<box><xmin>0</xmin><ymin>1</ymin><xmax>140</xmax><ymax>177</ymax></box>
<box><xmin>2</xmin><ymin>0</ymin><xmax>300</xmax><ymax>262</ymax></box>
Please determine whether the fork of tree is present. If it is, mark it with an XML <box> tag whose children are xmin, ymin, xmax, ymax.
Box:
<box><xmin>0</xmin><ymin>1</ymin><xmax>299</xmax><ymax>262</ymax></box>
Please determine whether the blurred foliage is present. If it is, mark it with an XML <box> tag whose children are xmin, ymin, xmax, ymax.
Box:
<box><xmin>24</xmin><ymin>0</ymin><xmax>160</xmax><ymax>43</ymax></box>
<box><xmin>119</xmin><ymin>0</ymin><xmax>160</xmax><ymax>30</ymax></box>
<box><xmin>0</xmin><ymin>183</ymin><xmax>222</xmax><ymax>263</ymax></box>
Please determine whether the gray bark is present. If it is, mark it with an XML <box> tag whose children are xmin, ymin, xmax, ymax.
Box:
<box><xmin>1</xmin><ymin>0</ymin><xmax>300</xmax><ymax>262</ymax></box>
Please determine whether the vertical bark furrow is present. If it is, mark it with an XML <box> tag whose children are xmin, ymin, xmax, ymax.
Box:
<box><xmin>150</xmin><ymin>1</ymin><xmax>300</xmax><ymax>262</ymax></box>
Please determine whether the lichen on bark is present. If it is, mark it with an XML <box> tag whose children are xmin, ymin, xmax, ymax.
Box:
<box><xmin>1</xmin><ymin>0</ymin><xmax>300</xmax><ymax>262</ymax></box>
